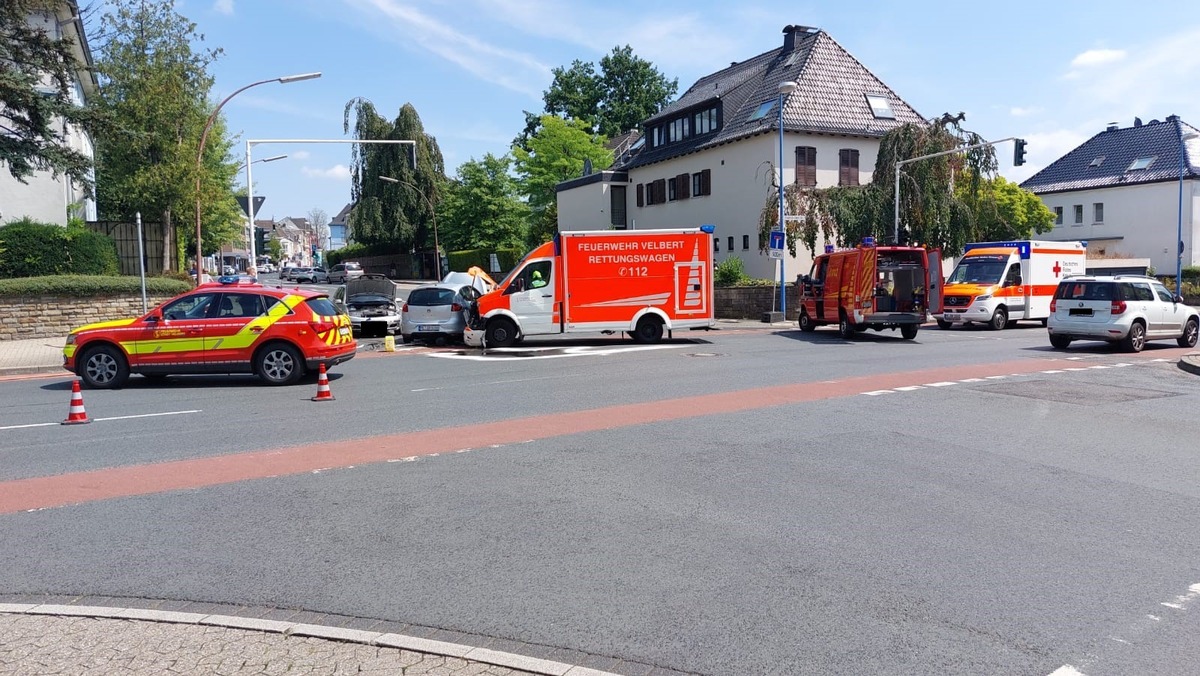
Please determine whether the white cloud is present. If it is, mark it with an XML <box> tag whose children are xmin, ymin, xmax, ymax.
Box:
<box><xmin>213</xmin><ymin>0</ymin><xmax>234</xmax><ymax>15</ymax></box>
<box><xmin>290</xmin><ymin>150</ymin><xmax>311</xmax><ymax>160</ymax></box>
<box><xmin>1063</xmin><ymin>27</ymin><xmax>1200</xmax><ymax>116</ymax></box>
<box><xmin>1070</xmin><ymin>48</ymin><xmax>1126</xmax><ymax>68</ymax></box>
<box><xmin>302</xmin><ymin>164</ymin><xmax>351</xmax><ymax>180</ymax></box>
<box><xmin>1010</xmin><ymin>106</ymin><xmax>1041</xmax><ymax>117</ymax></box>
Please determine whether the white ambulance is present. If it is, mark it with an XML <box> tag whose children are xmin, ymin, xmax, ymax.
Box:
<box><xmin>940</xmin><ymin>240</ymin><xmax>1086</xmax><ymax>330</ymax></box>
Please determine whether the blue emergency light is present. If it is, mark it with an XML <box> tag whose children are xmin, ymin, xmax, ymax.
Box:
<box><xmin>862</xmin><ymin>236</ymin><xmax>876</xmax><ymax>247</ymax></box>
<box><xmin>216</xmin><ymin>275</ymin><xmax>240</xmax><ymax>284</ymax></box>
<box><xmin>700</xmin><ymin>224</ymin><xmax>716</xmax><ymax>233</ymax></box>
<box><xmin>824</xmin><ymin>244</ymin><xmax>835</xmax><ymax>253</ymax></box>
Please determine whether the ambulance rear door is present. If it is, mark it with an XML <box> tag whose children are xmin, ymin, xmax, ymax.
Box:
<box><xmin>926</xmin><ymin>249</ymin><xmax>942</xmax><ymax>314</ymax></box>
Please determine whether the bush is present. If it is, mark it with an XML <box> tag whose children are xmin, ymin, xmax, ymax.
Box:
<box><xmin>0</xmin><ymin>275</ymin><xmax>191</xmax><ymax>297</ymax></box>
<box><xmin>714</xmin><ymin>257</ymin><xmax>749</xmax><ymax>287</ymax></box>
<box><xmin>0</xmin><ymin>218</ymin><xmax>119</xmax><ymax>278</ymax></box>
<box><xmin>447</xmin><ymin>247</ymin><xmax>525</xmax><ymax>274</ymax></box>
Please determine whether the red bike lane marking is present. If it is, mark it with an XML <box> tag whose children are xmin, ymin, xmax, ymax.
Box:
<box><xmin>0</xmin><ymin>354</ymin><xmax>1166</xmax><ymax>515</ymax></box>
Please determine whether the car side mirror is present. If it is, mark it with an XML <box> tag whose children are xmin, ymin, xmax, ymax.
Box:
<box><xmin>1175</xmin><ymin>294</ymin><xmax>1186</xmax><ymax>304</ymax></box>
<box><xmin>145</xmin><ymin>311</ymin><xmax>161</xmax><ymax>323</ymax></box>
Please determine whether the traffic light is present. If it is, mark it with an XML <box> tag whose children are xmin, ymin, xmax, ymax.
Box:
<box><xmin>1014</xmin><ymin>138</ymin><xmax>1028</xmax><ymax>166</ymax></box>
<box><xmin>255</xmin><ymin>227</ymin><xmax>267</xmax><ymax>254</ymax></box>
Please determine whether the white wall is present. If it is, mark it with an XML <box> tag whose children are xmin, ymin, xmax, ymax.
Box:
<box><xmin>1038</xmin><ymin>178</ymin><xmax>1198</xmax><ymax>273</ymax></box>
<box><xmin>557</xmin><ymin>131</ymin><xmax>881</xmax><ymax>281</ymax></box>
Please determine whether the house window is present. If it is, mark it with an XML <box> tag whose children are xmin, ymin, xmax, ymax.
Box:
<box><xmin>865</xmin><ymin>94</ymin><xmax>895</xmax><ymax>119</ymax></box>
<box><xmin>1089</xmin><ymin>156</ymin><xmax>1105</xmax><ymax>168</ymax></box>
<box><xmin>693</xmin><ymin>107</ymin><xmax>718</xmax><ymax>135</ymax></box>
<box><xmin>1127</xmin><ymin>156</ymin><xmax>1156</xmax><ymax>171</ymax></box>
<box><xmin>652</xmin><ymin>127</ymin><xmax>662</xmax><ymax>148</ymax></box>
<box><xmin>795</xmin><ymin>146</ymin><xmax>816</xmax><ymax>187</ymax></box>
<box><xmin>668</xmin><ymin>177</ymin><xmax>677</xmax><ymax>201</ymax></box>
<box><xmin>1054</xmin><ymin>206</ymin><xmax>1063</xmax><ymax>225</ymax></box>
<box><xmin>1074</xmin><ymin>205</ymin><xmax>1083</xmax><ymax>224</ymax></box>
<box><xmin>748</xmin><ymin>100</ymin><xmax>775</xmax><ymax>121</ymax></box>
<box><xmin>727</xmin><ymin>236</ymin><xmax>734</xmax><ymax>251</ymax></box>
<box><xmin>692</xmin><ymin>169</ymin><xmax>712</xmax><ymax>196</ymax></box>
<box><xmin>610</xmin><ymin>186</ymin><xmax>626</xmax><ymax>228</ymax></box>
<box><xmin>742</xmin><ymin>235</ymin><xmax>750</xmax><ymax>250</ymax></box>
<box><xmin>838</xmin><ymin>149</ymin><xmax>860</xmax><ymax>186</ymax></box>
<box><xmin>714</xmin><ymin>238</ymin><xmax>720</xmax><ymax>253</ymax></box>
<box><xmin>1093</xmin><ymin>203</ymin><xmax>1104</xmax><ymax>223</ymax></box>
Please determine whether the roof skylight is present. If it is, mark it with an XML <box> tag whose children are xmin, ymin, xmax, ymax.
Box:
<box><xmin>1089</xmin><ymin>156</ymin><xmax>1105</xmax><ymax>168</ymax></box>
<box><xmin>748</xmin><ymin>100</ymin><xmax>776</xmax><ymax>121</ymax></box>
<box><xmin>866</xmin><ymin>94</ymin><xmax>895</xmax><ymax>119</ymax></box>
<box><xmin>1127</xmin><ymin>156</ymin><xmax>1156</xmax><ymax>171</ymax></box>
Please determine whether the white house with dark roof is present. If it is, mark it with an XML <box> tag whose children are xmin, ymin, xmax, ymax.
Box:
<box><xmin>0</xmin><ymin>0</ymin><xmax>97</xmax><ymax>226</ymax></box>
<box><xmin>555</xmin><ymin>24</ymin><xmax>925</xmax><ymax>280</ymax></box>
<box><xmin>1020</xmin><ymin>116</ymin><xmax>1199</xmax><ymax>276</ymax></box>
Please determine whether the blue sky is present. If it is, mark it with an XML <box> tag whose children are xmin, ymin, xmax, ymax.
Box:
<box><xmin>185</xmin><ymin>0</ymin><xmax>1200</xmax><ymax>223</ymax></box>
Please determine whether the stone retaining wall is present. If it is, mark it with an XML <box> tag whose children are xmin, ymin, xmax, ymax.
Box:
<box><xmin>0</xmin><ymin>294</ymin><xmax>175</xmax><ymax>341</ymax></box>
<box><xmin>715</xmin><ymin>285</ymin><xmax>798</xmax><ymax>321</ymax></box>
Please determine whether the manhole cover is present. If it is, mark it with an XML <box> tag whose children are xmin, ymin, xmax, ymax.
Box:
<box><xmin>969</xmin><ymin>379</ymin><xmax>1178</xmax><ymax>404</ymax></box>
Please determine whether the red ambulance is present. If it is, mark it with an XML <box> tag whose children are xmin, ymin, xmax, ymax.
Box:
<box><xmin>464</xmin><ymin>227</ymin><xmax>716</xmax><ymax>347</ymax></box>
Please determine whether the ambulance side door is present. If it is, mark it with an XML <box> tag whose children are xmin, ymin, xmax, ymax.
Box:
<box><xmin>508</xmin><ymin>259</ymin><xmax>556</xmax><ymax>336</ymax></box>
<box><xmin>823</xmin><ymin>255</ymin><xmax>843</xmax><ymax>322</ymax></box>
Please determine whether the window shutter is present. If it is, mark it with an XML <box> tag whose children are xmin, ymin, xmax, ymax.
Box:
<box><xmin>795</xmin><ymin>146</ymin><xmax>816</xmax><ymax>186</ymax></box>
<box><xmin>678</xmin><ymin>173</ymin><xmax>690</xmax><ymax>199</ymax></box>
<box><xmin>636</xmin><ymin>183</ymin><xmax>644</xmax><ymax>207</ymax></box>
<box><xmin>655</xmin><ymin>178</ymin><xmax>666</xmax><ymax>203</ymax></box>
<box><xmin>847</xmin><ymin>149</ymin><xmax>859</xmax><ymax>186</ymax></box>
<box><xmin>838</xmin><ymin>149</ymin><xmax>849</xmax><ymax>186</ymax></box>
<box><xmin>700</xmin><ymin>169</ymin><xmax>711</xmax><ymax>196</ymax></box>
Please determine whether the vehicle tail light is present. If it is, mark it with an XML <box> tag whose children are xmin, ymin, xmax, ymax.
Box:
<box><xmin>310</xmin><ymin>320</ymin><xmax>335</xmax><ymax>333</ymax></box>
<box><xmin>1049</xmin><ymin>298</ymin><xmax>1056</xmax><ymax>312</ymax></box>
<box><xmin>402</xmin><ymin>303</ymin><xmax>409</xmax><ymax>312</ymax></box>
<box><xmin>1111</xmin><ymin>300</ymin><xmax>1126</xmax><ymax>315</ymax></box>
<box><xmin>451</xmin><ymin>303</ymin><xmax>462</xmax><ymax>312</ymax></box>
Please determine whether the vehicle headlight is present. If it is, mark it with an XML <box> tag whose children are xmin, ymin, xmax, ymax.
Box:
<box><xmin>974</xmin><ymin>294</ymin><xmax>992</xmax><ymax>301</ymax></box>
<box><xmin>65</xmin><ymin>334</ymin><xmax>76</xmax><ymax>345</ymax></box>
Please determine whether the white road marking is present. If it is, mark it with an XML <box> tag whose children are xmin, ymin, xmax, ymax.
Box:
<box><xmin>1066</xmin><ymin>356</ymin><xmax>1084</xmax><ymax>360</ymax></box>
<box><xmin>1064</xmin><ymin>367</ymin><xmax>1088</xmax><ymax>371</ymax></box>
<box><xmin>1048</xmin><ymin>665</ymin><xmax>1087</xmax><ymax>676</ymax></box>
<box><xmin>429</xmin><ymin>344</ymin><xmax>689</xmax><ymax>361</ymax></box>
<box><xmin>1088</xmin><ymin>365</ymin><xmax>1110</xmax><ymax>369</ymax></box>
<box><xmin>924</xmin><ymin>381</ymin><xmax>958</xmax><ymax>387</ymax></box>
<box><xmin>958</xmin><ymin>378</ymin><xmax>986</xmax><ymax>383</ymax></box>
<box><xmin>985</xmin><ymin>375</ymin><xmax>1006</xmax><ymax>379</ymax></box>
<box><xmin>894</xmin><ymin>386</ymin><xmax>925</xmax><ymax>391</ymax></box>
<box><xmin>1</xmin><ymin>409</ymin><xmax>201</xmax><ymax>431</ymax></box>
<box><xmin>1114</xmin><ymin>363</ymin><xmax>1132</xmax><ymax>367</ymax></box>
<box><xmin>93</xmin><ymin>410</ymin><xmax>201</xmax><ymax>422</ymax></box>
<box><xmin>1041</xmin><ymin>370</ymin><xmax>1065</xmax><ymax>374</ymax></box>
<box><xmin>861</xmin><ymin>390</ymin><xmax>894</xmax><ymax>396</ymax></box>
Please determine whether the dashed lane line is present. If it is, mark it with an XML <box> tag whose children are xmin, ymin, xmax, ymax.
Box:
<box><xmin>859</xmin><ymin>362</ymin><xmax>1146</xmax><ymax>397</ymax></box>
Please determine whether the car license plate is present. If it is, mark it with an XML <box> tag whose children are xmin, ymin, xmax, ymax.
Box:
<box><xmin>418</xmin><ymin>324</ymin><xmax>438</xmax><ymax>332</ymax></box>
<box><xmin>944</xmin><ymin>313</ymin><xmax>959</xmax><ymax>321</ymax></box>
<box><xmin>338</xmin><ymin>326</ymin><xmax>351</xmax><ymax>336</ymax></box>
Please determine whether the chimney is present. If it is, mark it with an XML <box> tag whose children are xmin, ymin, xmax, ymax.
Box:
<box><xmin>1106</xmin><ymin>122</ymin><xmax>1118</xmax><ymax>131</ymax></box>
<box><xmin>1134</xmin><ymin>117</ymin><xmax>1143</xmax><ymax>127</ymax></box>
<box><xmin>782</xmin><ymin>25</ymin><xmax>798</xmax><ymax>53</ymax></box>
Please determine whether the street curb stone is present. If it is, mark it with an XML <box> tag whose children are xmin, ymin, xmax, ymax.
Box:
<box><xmin>1179</xmin><ymin>353</ymin><xmax>1200</xmax><ymax>376</ymax></box>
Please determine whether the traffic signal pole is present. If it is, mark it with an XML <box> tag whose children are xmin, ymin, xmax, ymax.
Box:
<box><xmin>893</xmin><ymin>136</ymin><xmax>1022</xmax><ymax>243</ymax></box>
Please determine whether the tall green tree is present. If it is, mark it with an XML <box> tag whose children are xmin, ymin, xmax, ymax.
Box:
<box><xmin>516</xmin><ymin>46</ymin><xmax>677</xmax><ymax>147</ymax></box>
<box><xmin>439</xmin><ymin>153</ymin><xmax>529</xmax><ymax>250</ymax></box>
<box><xmin>512</xmin><ymin>115</ymin><xmax>613</xmax><ymax>246</ymax></box>
<box><xmin>759</xmin><ymin>115</ymin><xmax>1048</xmax><ymax>257</ymax></box>
<box><xmin>92</xmin><ymin>0</ymin><xmax>240</xmax><ymax>268</ymax></box>
<box><xmin>0</xmin><ymin>0</ymin><xmax>102</xmax><ymax>191</ymax></box>
<box><xmin>343</xmin><ymin>98</ymin><xmax>445</xmax><ymax>251</ymax></box>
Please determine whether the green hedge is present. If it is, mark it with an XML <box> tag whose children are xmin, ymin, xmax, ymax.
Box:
<box><xmin>447</xmin><ymin>247</ymin><xmax>525</xmax><ymax>274</ymax></box>
<box><xmin>0</xmin><ymin>218</ymin><xmax>119</xmax><ymax>278</ymax></box>
<box><xmin>0</xmin><ymin>275</ymin><xmax>191</xmax><ymax>298</ymax></box>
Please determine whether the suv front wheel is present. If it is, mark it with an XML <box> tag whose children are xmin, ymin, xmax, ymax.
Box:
<box><xmin>1180</xmin><ymin>317</ymin><xmax>1199</xmax><ymax>348</ymax></box>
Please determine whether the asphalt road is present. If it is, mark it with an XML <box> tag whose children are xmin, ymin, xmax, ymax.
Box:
<box><xmin>1</xmin><ymin>323</ymin><xmax>1199</xmax><ymax>675</ymax></box>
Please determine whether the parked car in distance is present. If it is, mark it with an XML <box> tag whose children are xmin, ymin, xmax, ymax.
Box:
<box><xmin>1047</xmin><ymin>275</ymin><xmax>1199</xmax><ymax>352</ymax></box>
<box><xmin>222</xmin><ymin>265</ymin><xmax>237</xmax><ymax>276</ymax></box>
<box><xmin>63</xmin><ymin>276</ymin><xmax>356</xmax><ymax>388</ymax></box>
<box><xmin>401</xmin><ymin>283</ymin><xmax>481</xmax><ymax>345</ymax></box>
<box><xmin>334</xmin><ymin>274</ymin><xmax>401</xmax><ymax>338</ymax></box>
<box><xmin>293</xmin><ymin>267</ymin><xmax>328</xmax><ymax>284</ymax></box>
<box><xmin>327</xmin><ymin>262</ymin><xmax>364</xmax><ymax>284</ymax></box>
<box><xmin>279</xmin><ymin>266</ymin><xmax>296</xmax><ymax>281</ymax></box>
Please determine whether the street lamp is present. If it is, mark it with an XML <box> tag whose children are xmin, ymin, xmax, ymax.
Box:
<box><xmin>1176</xmin><ymin>123</ymin><xmax>1199</xmax><ymax>295</ymax></box>
<box><xmin>379</xmin><ymin>175</ymin><xmax>441</xmax><ymax>279</ymax></box>
<box><xmin>776</xmin><ymin>80</ymin><xmax>798</xmax><ymax>317</ymax></box>
<box><xmin>193</xmin><ymin>72</ymin><xmax>320</xmax><ymax>283</ymax></box>
<box><xmin>237</xmin><ymin>154</ymin><xmax>287</xmax><ymax>172</ymax></box>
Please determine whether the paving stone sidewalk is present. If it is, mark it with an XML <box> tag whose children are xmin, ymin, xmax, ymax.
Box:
<box><xmin>0</xmin><ymin>614</ymin><xmax>539</xmax><ymax>676</ymax></box>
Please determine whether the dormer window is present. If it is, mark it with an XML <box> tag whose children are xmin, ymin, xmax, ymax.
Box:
<box><xmin>1127</xmin><ymin>156</ymin><xmax>1156</xmax><ymax>171</ymax></box>
<box><xmin>865</xmin><ymin>94</ymin><xmax>894</xmax><ymax>119</ymax></box>
<box><xmin>1089</xmin><ymin>156</ymin><xmax>1105</xmax><ymax>168</ymax></box>
<box><xmin>748</xmin><ymin>100</ymin><xmax>776</xmax><ymax>121</ymax></box>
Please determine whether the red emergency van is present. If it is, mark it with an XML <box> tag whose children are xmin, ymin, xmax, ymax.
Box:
<box><xmin>464</xmin><ymin>227</ymin><xmax>716</xmax><ymax>347</ymax></box>
<box><xmin>796</xmin><ymin>238</ymin><xmax>942</xmax><ymax>340</ymax></box>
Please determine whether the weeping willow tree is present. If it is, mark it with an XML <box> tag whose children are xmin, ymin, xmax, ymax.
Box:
<box><xmin>343</xmin><ymin>98</ymin><xmax>446</xmax><ymax>250</ymax></box>
<box><xmin>759</xmin><ymin>114</ymin><xmax>1049</xmax><ymax>258</ymax></box>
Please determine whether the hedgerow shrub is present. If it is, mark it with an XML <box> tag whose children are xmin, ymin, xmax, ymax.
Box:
<box><xmin>0</xmin><ymin>218</ymin><xmax>119</xmax><ymax>278</ymax></box>
<box><xmin>447</xmin><ymin>247</ymin><xmax>524</xmax><ymax>274</ymax></box>
<box><xmin>0</xmin><ymin>275</ymin><xmax>190</xmax><ymax>297</ymax></box>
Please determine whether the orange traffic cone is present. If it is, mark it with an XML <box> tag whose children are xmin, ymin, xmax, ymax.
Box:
<box><xmin>62</xmin><ymin>379</ymin><xmax>91</xmax><ymax>424</ymax></box>
<box><xmin>311</xmin><ymin>362</ymin><xmax>334</xmax><ymax>401</ymax></box>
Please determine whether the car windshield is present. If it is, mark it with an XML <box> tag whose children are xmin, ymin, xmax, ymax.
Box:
<box><xmin>408</xmin><ymin>287</ymin><xmax>457</xmax><ymax>306</ymax></box>
<box><xmin>947</xmin><ymin>255</ymin><xmax>1007</xmax><ymax>284</ymax></box>
<box><xmin>345</xmin><ymin>262</ymin><xmax>361</xmax><ymax>270</ymax></box>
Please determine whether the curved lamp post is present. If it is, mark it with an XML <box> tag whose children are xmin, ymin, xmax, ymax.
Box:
<box><xmin>379</xmin><ymin>175</ymin><xmax>440</xmax><ymax>279</ymax></box>
<box><xmin>776</xmin><ymin>80</ymin><xmax>798</xmax><ymax>316</ymax></box>
<box><xmin>193</xmin><ymin>72</ymin><xmax>320</xmax><ymax>284</ymax></box>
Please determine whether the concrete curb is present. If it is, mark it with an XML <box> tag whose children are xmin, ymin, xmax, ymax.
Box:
<box><xmin>0</xmin><ymin>365</ymin><xmax>64</xmax><ymax>377</ymax></box>
<box><xmin>0</xmin><ymin>603</ymin><xmax>620</xmax><ymax>676</ymax></box>
<box><xmin>1178</xmin><ymin>353</ymin><xmax>1200</xmax><ymax>377</ymax></box>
